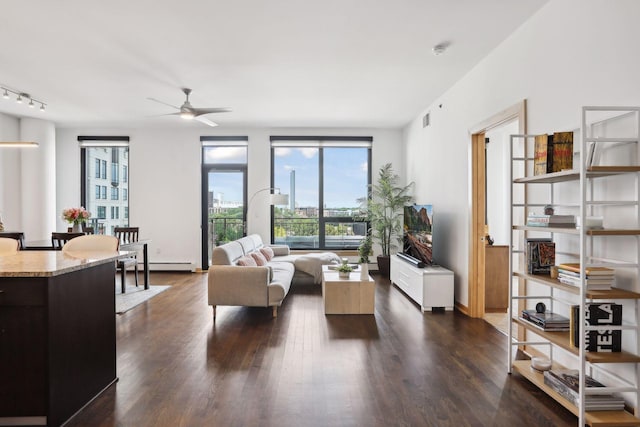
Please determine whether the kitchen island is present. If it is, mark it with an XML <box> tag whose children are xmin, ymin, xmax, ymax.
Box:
<box><xmin>0</xmin><ymin>250</ymin><xmax>126</xmax><ymax>427</ymax></box>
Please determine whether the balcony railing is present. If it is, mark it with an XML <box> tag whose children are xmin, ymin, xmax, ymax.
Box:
<box><xmin>208</xmin><ymin>217</ymin><xmax>367</xmax><ymax>251</ymax></box>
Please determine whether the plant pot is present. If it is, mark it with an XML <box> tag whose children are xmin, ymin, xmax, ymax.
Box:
<box><xmin>377</xmin><ymin>255</ymin><xmax>391</xmax><ymax>278</ymax></box>
<box><xmin>338</xmin><ymin>271</ymin><xmax>351</xmax><ymax>279</ymax></box>
<box><xmin>71</xmin><ymin>222</ymin><xmax>82</xmax><ymax>233</ymax></box>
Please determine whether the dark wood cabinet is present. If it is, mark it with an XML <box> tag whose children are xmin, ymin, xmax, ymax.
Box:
<box><xmin>0</xmin><ymin>259</ymin><xmax>117</xmax><ymax>426</ymax></box>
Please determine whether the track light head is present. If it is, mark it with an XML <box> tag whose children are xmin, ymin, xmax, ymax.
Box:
<box><xmin>16</xmin><ymin>94</ymin><xmax>22</xmax><ymax>103</ymax></box>
<box><xmin>2</xmin><ymin>89</ymin><xmax>8</xmax><ymax>99</ymax></box>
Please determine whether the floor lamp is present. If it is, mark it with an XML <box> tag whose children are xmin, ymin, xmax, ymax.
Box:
<box><xmin>245</xmin><ymin>187</ymin><xmax>289</xmax><ymax>234</ymax></box>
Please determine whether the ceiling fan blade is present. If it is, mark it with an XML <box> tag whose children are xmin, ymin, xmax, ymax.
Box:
<box><xmin>195</xmin><ymin>116</ymin><xmax>219</xmax><ymax>127</ymax></box>
<box><xmin>192</xmin><ymin>107</ymin><xmax>232</xmax><ymax>116</ymax></box>
<box><xmin>147</xmin><ymin>97</ymin><xmax>180</xmax><ymax>110</ymax></box>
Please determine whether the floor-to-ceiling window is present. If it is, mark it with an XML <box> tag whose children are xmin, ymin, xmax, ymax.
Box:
<box><xmin>201</xmin><ymin>136</ymin><xmax>248</xmax><ymax>268</ymax></box>
<box><xmin>79</xmin><ymin>136</ymin><xmax>130</xmax><ymax>235</ymax></box>
<box><xmin>271</xmin><ymin>136</ymin><xmax>371</xmax><ymax>249</ymax></box>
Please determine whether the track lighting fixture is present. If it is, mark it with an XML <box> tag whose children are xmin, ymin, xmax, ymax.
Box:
<box><xmin>0</xmin><ymin>85</ymin><xmax>47</xmax><ymax>112</ymax></box>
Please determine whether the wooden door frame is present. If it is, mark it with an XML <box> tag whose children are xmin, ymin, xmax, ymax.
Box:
<box><xmin>467</xmin><ymin>100</ymin><xmax>527</xmax><ymax>318</ymax></box>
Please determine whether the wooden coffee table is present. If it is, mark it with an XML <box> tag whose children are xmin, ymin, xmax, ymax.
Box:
<box><xmin>321</xmin><ymin>265</ymin><xmax>375</xmax><ymax>314</ymax></box>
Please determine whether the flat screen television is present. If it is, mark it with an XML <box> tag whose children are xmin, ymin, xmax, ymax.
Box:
<box><xmin>403</xmin><ymin>204</ymin><xmax>433</xmax><ymax>266</ymax></box>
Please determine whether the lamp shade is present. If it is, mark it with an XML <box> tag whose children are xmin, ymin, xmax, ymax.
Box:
<box><xmin>270</xmin><ymin>193</ymin><xmax>289</xmax><ymax>206</ymax></box>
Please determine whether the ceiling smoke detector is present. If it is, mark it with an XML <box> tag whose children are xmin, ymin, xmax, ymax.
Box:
<box><xmin>432</xmin><ymin>43</ymin><xmax>448</xmax><ymax>56</ymax></box>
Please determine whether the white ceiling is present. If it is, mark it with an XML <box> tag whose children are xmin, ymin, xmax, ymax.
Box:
<box><xmin>0</xmin><ymin>0</ymin><xmax>547</xmax><ymax>130</ymax></box>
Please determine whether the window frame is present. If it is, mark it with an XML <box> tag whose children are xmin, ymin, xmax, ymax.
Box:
<box><xmin>270</xmin><ymin>136</ymin><xmax>372</xmax><ymax>250</ymax></box>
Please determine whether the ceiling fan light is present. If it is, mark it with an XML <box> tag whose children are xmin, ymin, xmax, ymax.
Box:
<box><xmin>180</xmin><ymin>111</ymin><xmax>195</xmax><ymax>120</ymax></box>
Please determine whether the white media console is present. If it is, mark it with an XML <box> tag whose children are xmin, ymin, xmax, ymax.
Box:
<box><xmin>390</xmin><ymin>254</ymin><xmax>454</xmax><ymax>311</ymax></box>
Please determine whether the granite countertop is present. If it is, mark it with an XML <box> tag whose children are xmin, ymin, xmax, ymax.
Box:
<box><xmin>0</xmin><ymin>250</ymin><xmax>133</xmax><ymax>277</ymax></box>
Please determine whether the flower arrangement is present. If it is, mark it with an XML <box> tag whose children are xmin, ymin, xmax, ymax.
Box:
<box><xmin>62</xmin><ymin>207</ymin><xmax>91</xmax><ymax>224</ymax></box>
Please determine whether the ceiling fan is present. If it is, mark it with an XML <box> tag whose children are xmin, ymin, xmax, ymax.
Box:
<box><xmin>148</xmin><ymin>88</ymin><xmax>231</xmax><ymax>127</ymax></box>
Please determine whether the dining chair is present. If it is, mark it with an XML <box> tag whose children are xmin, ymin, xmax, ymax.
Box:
<box><xmin>61</xmin><ymin>234</ymin><xmax>118</xmax><ymax>252</ymax></box>
<box><xmin>0</xmin><ymin>237</ymin><xmax>19</xmax><ymax>255</ymax></box>
<box><xmin>114</xmin><ymin>227</ymin><xmax>140</xmax><ymax>292</ymax></box>
<box><xmin>51</xmin><ymin>232</ymin><xmax>85</xmax><ymax>250</ymax></box>
<box><xmin>114</xmin><ymin>227</ymin><xmax>139</xmax><ymax>243</ymax></box>
<box><xmin>0</xmin><ymin>232</ymin><xmax>26</xmax><ymax>250</ymax></box>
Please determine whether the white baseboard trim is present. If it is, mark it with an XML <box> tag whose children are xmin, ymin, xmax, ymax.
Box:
<box><xmin>146</xmin><ymin>262</ymin><xmax>195</xmax><ymax>272</ymax></box>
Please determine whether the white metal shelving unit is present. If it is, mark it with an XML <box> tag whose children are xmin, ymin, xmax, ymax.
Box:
<box><xmin>507</xmin><ymin>107</ymin><xmax>640</xmax><ymax>427</ymax></box>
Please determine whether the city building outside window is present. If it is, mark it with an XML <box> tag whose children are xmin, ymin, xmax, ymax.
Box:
<box><xmin>80</xmin><ymin>137</ymin><xmax>130</xmax><ymax>235</ymax></box>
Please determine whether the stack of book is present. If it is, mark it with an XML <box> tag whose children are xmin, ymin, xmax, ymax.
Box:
<box><xmin>557</xmin><ymin>263</ymin><xmax>615</xmax><ymax>290</ymax></box>
<box><xmin>521</xmin><ymin>309</ymin><xmax>570</xmax><ymax>331</ymax></box>
<box><xmin>543</xmin><ymin>369</ymin><xmax>624</xmax><ymax>411</ymax></box>
<box><xmin>527</xmin><ymin>214</ymin><xmax>576</xmax><ymax>228</ymax></box>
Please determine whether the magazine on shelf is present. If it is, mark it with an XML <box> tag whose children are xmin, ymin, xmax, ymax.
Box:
<box><xmin>570</xmin><ymin>303</ymin><xmax>622</xmax><ymax>351</ymax></box>
<box><xmin>543</xmin><ymin>369</ymin><xmax>624</xmax><ymax>410</ymax></box>
<box><xmin>521</xmin><ymin>309</ymin><xmax>570</xmax><ymax>331</ymax></box>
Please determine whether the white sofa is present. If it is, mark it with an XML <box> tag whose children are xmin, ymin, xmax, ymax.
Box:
<box><xmin>208</xmin><ymin>234</ymin><xmax>340</xmax><ymax>318</ymax></box>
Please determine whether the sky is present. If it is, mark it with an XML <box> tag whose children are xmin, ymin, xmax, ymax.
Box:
<box><xmin>206</xmin><ymin>146</ymin><xmax>368</xmax><ymax>208</ymax></box>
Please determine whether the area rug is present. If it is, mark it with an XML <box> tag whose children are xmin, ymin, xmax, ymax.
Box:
<box><xmin>115</xmin><ymin>284</ymin><xmax>170</xmax><ymax>314</ymax></box>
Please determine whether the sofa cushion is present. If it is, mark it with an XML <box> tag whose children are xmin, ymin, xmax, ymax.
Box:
<box><xmin>236</xmin><ymin>255</ymin><xmax>257</xmax><ymax>266</ymax></box>
<box><xmin>237</xmin><ymin>236</ymin><xmax>257</xmax><ymax>255</ymax></box>
<box><xmin>267</xmin><ymin>261</ymin><xmax>295</xmax><ymax>305</ymax></box>
<box><xmin>259</xmin><ymin>246</ymin><xmax>274</xmax><ymax>261</ymax></box>
<box><xmin>212</xmin><ymin>241</ymin><xmax>244</xmax><ymax>265</ymax></box>
<box><xmin>250</xmin><ymin>251</ymin><xmax>268</xmax><ymax>266</ymax></box>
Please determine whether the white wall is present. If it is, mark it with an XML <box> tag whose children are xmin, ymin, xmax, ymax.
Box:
<box><xmin>486</xmin><ymin>120</ymin><xmax>518</xmax><ymax>246</ymax></box>
<box><xmin>0</xmin><ymin>113</ymin><xmax>21</xmax><ymax>229</ymax></box>
<box><xmin>403</xmin><ymin>0</ymin><xmax>640</xmax><ymax>308</ymax></box>
<box><xmin>0</xmin><ymin>114</ymin><xmax>56</xmax><ymax>238</ymax></box>
<box><xmin>56</xmin><ymin>126</ymin><xmax>402</xmax><ymax>269</ymax></box>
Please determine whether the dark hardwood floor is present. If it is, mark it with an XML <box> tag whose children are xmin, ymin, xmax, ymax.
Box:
<box><xmin>65</xmin><ymin>272</ymin><xmax>577</xmax><ymax>427</ymax></box>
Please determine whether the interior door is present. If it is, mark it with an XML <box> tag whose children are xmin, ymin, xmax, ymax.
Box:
<box><xmin>201</xmin><ymin>168</ymin><xmax>246</xmax><ymax>269</ymax></box>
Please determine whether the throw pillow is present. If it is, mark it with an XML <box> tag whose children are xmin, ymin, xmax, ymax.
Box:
<box><xmin>259</xmin><ymin>246</ymin><xmax>275</xmax><ymax>261</ymax></box>
<box><xmin>250</xmin><ymin>251</ymin><xmax>268</xmax><ymax>266</ymax></box>
<box><xmin>236</xmin><ymin>256</ymin><xmax>257</xmax><ymax>266</ymax></box>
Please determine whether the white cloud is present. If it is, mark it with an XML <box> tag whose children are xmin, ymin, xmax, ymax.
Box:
<box><xmin>274</xmin><ymin>147</ymin><xmax>292</xmax><ymax>157</ymax></box>
<box><xmin>360</xmin><ymin>162</ymin><xmax>368</xmax><ymax>172</ymax></box>
<box><xmin>297</xmin><ymin>147</ymin><xmax>318</xmax><ymax>159</ymax></box>
<box><xmin>284</xmin><ymin>165</ymin><xmax>294</xmax><ymax>171</ymax></box>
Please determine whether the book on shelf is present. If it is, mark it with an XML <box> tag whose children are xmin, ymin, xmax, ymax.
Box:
<box><xmin>557</xmin><ymin>273</ymin><xmax>614</xmax><ymax>290</ymax></box>
<box><xmin>534</xmin><ymin>133</ymin><xmax>554</xmax><ymax>175</ymax></box>
<box><xmin>527</xmin><ymin>214</ymin><xmax>576</xmax><ymax>228</ymax></box>
<box><xmin>526</xmin><ymin>238</ymin><xmax>555</xmax><ymax>275</ymax></box>
<box><xmin>521</xmin><ymin>309</ymin><xmax>570</xmax><ymax>331</ymax></box>
<box><xmin>558</xmin><ymin>263</ymin><xmax>615</xmax><ymax>276</ymax></box>
<box><xmin>543</xmin><ymin>370</ymin><xmax>624</xmax><ymax>410</ymax></box>
<box><xmin>552</xmin><ymin>131</ymin><xmax>574</xmax><ymax>172</ymax></box>
<box><xmin>570</xmin><ymin>303</ymin><xmax>622</xmax><ymax>351</ymax></box>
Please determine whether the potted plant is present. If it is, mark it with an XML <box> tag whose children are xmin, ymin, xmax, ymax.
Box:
<box><xmin>337</xmin><ymin>262</ymin><xmax>353</xmax><ymax>279</ymax></box>
<box><xmin>358</xmin><ymin>231</ymin><xmax>372</xmax><ymax>264</ymax></box>
<box><xmin>359</xmin><ymin>163</ymin><xmax>414</xmax><ymax>278</ymax></box>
